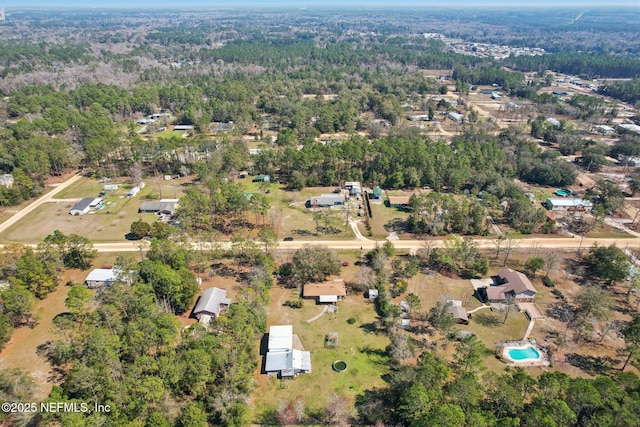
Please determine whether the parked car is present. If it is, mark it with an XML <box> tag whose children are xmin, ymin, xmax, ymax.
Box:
<box><xmin>283</xmin><ymin>237</ymin><xmax>294</xmax><ymax>241</ymax></box>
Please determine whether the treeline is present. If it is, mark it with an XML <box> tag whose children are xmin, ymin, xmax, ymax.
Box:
<box><xmin>258</xmin><ymin>128</ymin><xmax>575</xmax><ymax>192</ymax></box>
<box><xmin>452</xmin><ymin>66</ymin><xmax>526</xmax><ymax>91</ymax></box>
<box><xmin>33</xmin><ymin>239</ymin><xmax>274</xmax><ymax>427</ymax></box>
<box><xmin>356</xmin><ymin>348</ymin><xmax>640</xmax><ymax>426</ymax></box>
<box><xmin>598</xmin><ymin>78</ymin><xmax>640</xmax><ymax>106</ymax></box>
<box><xmin>504</xmin><ymin>52</ymin><xmax>640</xmax><ymax>79</ymax></box>
<box><xmin>0</xmin><ymin>42</ymin><xmax>92</xmax><ymax>69</ymax></box>
<box><xmin>0</xmin><ymin>231</ymin><xmax>96</xmax><ymax>350</ymax></box>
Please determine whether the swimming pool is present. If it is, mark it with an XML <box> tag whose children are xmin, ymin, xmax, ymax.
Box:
<box><xmin>507</xmin><ymin>346</ymin><xmax>541</xmax><ymax>361</ymax></box>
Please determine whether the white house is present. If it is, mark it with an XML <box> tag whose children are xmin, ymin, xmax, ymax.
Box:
<box><xmin>84</xmin><ymin>268</ymin><xmax>118</xmax><ymax>288</ymax></box>
<box><xmin>70</xmin><ymin>198</ymin><xmax>94</xmax><ymax>215</ymax></box>
<box><xmin>309</xmin><ymin>194</ymin><xmax>344</xmax><ymax>207</ymax></box>
<box><xmin>265</xmin><ymin>325</ymin><xmax>311</xmax><ymax>377</ymax></box>
<box><xmin>544</xmin><ymin>197</ymin><xmax>593</xmax><ymax>211</ymax></box>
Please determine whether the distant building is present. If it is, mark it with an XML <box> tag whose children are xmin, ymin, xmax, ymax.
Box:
<box><xmin>102</xmin><ymin>184</ymin><xmax>118</xmax><ymax>191</ymax></box>
<box><xmin>447</xmin><ymin>112</ymin><xmax>464</xmax><ymax>122</ymax></box>
<box><xmin>309</xmin><ymin>194</ymin><xmax>344</xmax><ymax>207</ymax></box>
<box><xmin>407</xmin><ymin>114</ymin><xmax>430</xmax><ymax>121</ymax></box>
<box><xmin>371</xmin><ymin>187</ymin><xmax>383</xmax><ymax>200</ymax></box>
<box><xmin>252</xmin><ymin>174</ymin><xmax>271</xmax><ymax>182</ymax></box>
<box><xmin>545</xmin><ymin>117</ymin><xmax>561</xmax><ymax>128</ymax></box>
<box><xmin>192</xmin><ymin>287</ymin><xmax>231</xmax><ymax>324</ymax></box>
<box><xmin>388</xmin><ymin>196</ymin><xmax>411</xmax><ymax>208</ymax></box>
<box><xmin>0</xmin><ymin>174</ymin><xmax>13</xmax><ymax>188</ymax></box>
<box><xmin>173</xmin><ymin>125</ymin><xmax>194</xmax><ymax>131</ymax></box>
<box><xmin>139</xmin><ymin>200</ymin><xmax>179</xmax><ymax>215</ymax></box>
<box><xmin>594</xmin><ymin>125</ymin><xmax>615</xmax><ymax>135</ymax></box>
<box><xmin>84</xmin><ymin>268</ymin><xmax>118</xmax><ymax>288</ymax></box>
<box><xmin>126</xmin><ymin>186</ymin><xmax>142</xmax><ymax>198</ymax></box>
<box><xmin>344</xmin><ymin>181</ymin><xmax>361</xmax><ymax>195</ymax></box>
<box><xmin>70</xmin><ymin>198</ymin><xmax>94</xmax><ymax>215</ymax></box>
<box><xmin>618</xmin><ymin>124</ymin><xmax>640</xmax><ymax>136</ymax></box>
<box><xmin>544</xmin><ymin>197</ymin><xmax>593</xmax><ymax>211</ymax></box>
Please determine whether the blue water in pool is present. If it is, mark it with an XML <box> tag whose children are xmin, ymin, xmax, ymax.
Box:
<box><xmin>508</xmin><ymin>346</ymin><xmax>541</xmax><ymax>361</ymax></box>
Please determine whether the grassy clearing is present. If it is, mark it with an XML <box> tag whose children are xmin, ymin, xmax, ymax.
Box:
<box><xmin>368</xmin><ymin>201</ymin><xmax>409</xmax><ymax>238</ymax></box>
<box><xmin>0</xmin><ymin>197</ymin><xmax>157</xmax><ymax>243</ymax></box>
<box><xmin>0</xmin><ymin>177</ymin><xmax>195</xmax><ymax>244</ymax></box>
<box><xmin>252</xmin><ymin>288</ymin><xmax>389</xmax><ymax>421</ymax></box>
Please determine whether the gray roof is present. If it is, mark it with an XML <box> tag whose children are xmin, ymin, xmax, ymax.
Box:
<box><xmin>193</xmin><ymin>287</ymin><xmax>231</xmax><ymax>317</ymax></box>
<box><xmin>265</xmin><ymin>349</ymin><xmax>311</xmax><ymax>374</ymax></box>
<box><xmin>310</xmin><ymin>194</ymin><xmax>344</xmax><ymax>206</ymax></box>
<box><xmin>486</xmin><ymin>268</ymin><xmax>537</xmax><ymax>301</ymax></box>
<box><xmin>139</xmin><ymin>201</ymin><xmax>178</xmax><ymax>213</ymax></box>
<box><xmin>71</xmin><ymin>198</ymin><xmax>94</xmax><ymax>211</ymax></box>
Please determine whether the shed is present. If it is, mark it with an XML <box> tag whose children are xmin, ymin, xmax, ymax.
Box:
<box><xmin>192</xmin><ymin>287</ymin><xmax>231</xmax><ymax>324</ymax></box>
<box><xmin>70</xmin><ymin>198</ymin><xmax>94</xmax><ymax>215</ymax></box>
<box><xmin>371</xmin><ymin>187</ymin><xmax>383</xmax><ymax>200</ymax></box>
<box><xmin>447</xmin><ymin>303</ymin><xmax>469</xmax><ymax>325</ymax></box>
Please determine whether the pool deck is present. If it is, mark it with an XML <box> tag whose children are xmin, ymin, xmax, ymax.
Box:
<box><xmin>499</xmin><ymin>341</ymin><xmax>551</xmax><ymax>367</ymax></box>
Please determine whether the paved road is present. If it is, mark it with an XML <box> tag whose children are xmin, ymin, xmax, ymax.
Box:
<box><xmin>84</xmin><ymin>236</ymin><xmax>640</xmax><ymax>253</ymax></box>
<box><xmin>0</xmin><ymin>174</ymin><xmax>82</xmax><ymax>236</ymax></box>
<box><xmin>2</xmin><ymin>173</ymin><xmax>640</xmax><ymax>254</ymax></box>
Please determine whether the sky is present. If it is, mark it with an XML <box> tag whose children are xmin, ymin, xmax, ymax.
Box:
<box><xmin>2</xmin><ymin>0</ymin><xmax>640</xmax><ymax>8</ymax></box>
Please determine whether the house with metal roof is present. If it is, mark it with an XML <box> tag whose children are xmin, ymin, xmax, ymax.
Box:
<box><xmin>309</xmin><ymin>194</ymin><xmax>344</xmax><ymax>207</ymax></box>
<box><xmin>139</xmin><ymin>200</ymin><xmax>178</xmax><ymax>215</ymax></box>
<box><xmin>303</xmin><ymin>280</ymin><xmax>347</xmax><ymax>303</ymax></box>
<box><xmin>70</xmin><ymin>198</ymin><xmax>94</xmax><ymax>215</ymax></box>
<box><xmin>84</xmin><ymin>268</ymin><xmax>119</xmax><ymax>288</ymax></box>
<box><xmin>264</xmin><ymin>325</ymin><xmax>311</xmax><ymax>377</ymax></box>
<box><xmin>544</xmin><ymin>197</ymin><xmax>593</xmax><ymax>211</ymax></box>
<box><xmin>192</xmin><ymin>287</ymin><xmax>231</xmax><ymax>324</ymax></box>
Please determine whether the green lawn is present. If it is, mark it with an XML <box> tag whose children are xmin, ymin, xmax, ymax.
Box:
<box><xmin>252</xmin><ymin>291</ymin><xmax>389</xmax><ymax>422</ymax></box>
<box><xmin>368</xmin><ymin>201</ymin><xmax>410</xmax><ymax>238</ymax></box>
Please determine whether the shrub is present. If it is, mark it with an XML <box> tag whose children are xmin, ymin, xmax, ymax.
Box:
<box><xmin>542</xmin><ymin>276</ymin><xmax>555</xmax><ymax>288</ymax></box>
<box><xmin>284</xmin><ymin>300</ymin><xmax>303</xmax><ymax>309</ymax></box>
<box><xmin>552</xmin><ymin>288</ymin><xmax>564</xmax><ymax>300</ymax></box>
<box><xmin>347</xmin><ymin>317</ymin><xmax>356</xmax><ymax>324</ymax></box>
